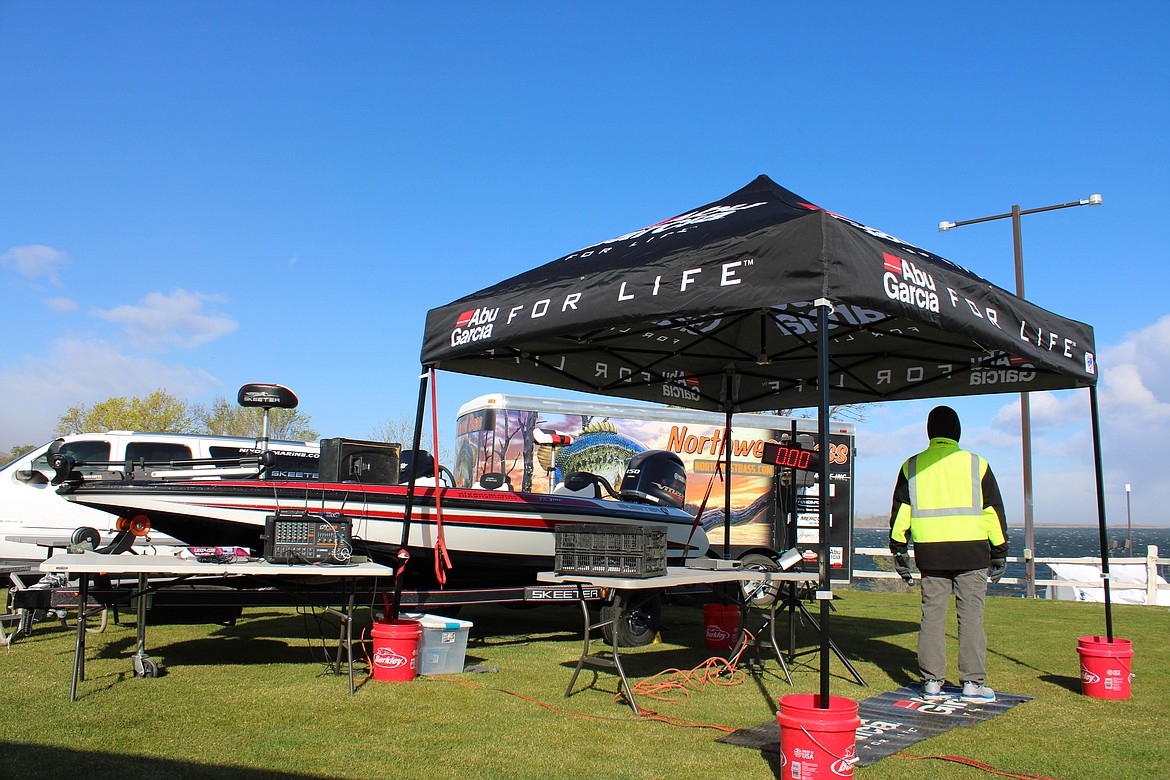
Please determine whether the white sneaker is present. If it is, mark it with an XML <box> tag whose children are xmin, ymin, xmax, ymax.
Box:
<box><xmin>960</xmin><ymin>681</ymin><xmax>996</xmax><ymax>703</ymax></box>
<box><xmin>921</xmin><ymin>679</ymin><xmax>946</xmax><ymax>700</ymax></box>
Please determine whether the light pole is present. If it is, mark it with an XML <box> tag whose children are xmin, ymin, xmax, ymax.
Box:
<box><xmin>1125</xmin><ymin>483</ymin><xmax>1133</xmax><ymax>555</ymax></box>
<box><xmin>939</xmin><ymin>194</ymin><xmax>1102</xmax><ymax>597</ymax></box>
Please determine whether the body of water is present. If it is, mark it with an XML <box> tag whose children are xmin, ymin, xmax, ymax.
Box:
<box><xmin>849</xmin><ymin>525</ymin><xmax>1170</xmax><ymax>597</ymax></box>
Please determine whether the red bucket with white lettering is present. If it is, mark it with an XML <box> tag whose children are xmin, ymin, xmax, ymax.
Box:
<box><xmin>371</xmin><ymin>619</ymin><xmax>420</xmax><ymax>682</ymax></box>
<box><xmin>777</xmin><ymin>694</ymin><xmax>860</xmax><ymax>780</ymax></box>
<box><xmin>703</xmin><ymin>603</ymin><xmax>739</xmax><ymax>650</ymax></box>
<box><xmin>1077</xmin><ymin>636</ymin><xmax>1133</xmax><ymax>700</ymax></box>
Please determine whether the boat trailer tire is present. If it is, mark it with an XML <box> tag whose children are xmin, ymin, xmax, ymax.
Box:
<box><xmin>738</xmin><ymin>553</ymin><xmax>783</xmax><ymax>609</ymax></box>
<box><xmin>601</xmin><ymin>591</ymin><xmax>662</xmax><ymax>647</ymax></box>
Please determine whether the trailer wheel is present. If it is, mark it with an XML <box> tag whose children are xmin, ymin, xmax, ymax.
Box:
<box><xmin>70</xmin><ymin>526</ymin><xmax>101</xmax><ymax>549</ymax></box>
<box><xmin>739</xmin><ymin>553</ymin><xmax>783</xmax><ymax>609</ymax></box>
<box><xmin>133</xmin><ymin>656</ymin><xmax>160</xmax><ymax>678</ymax></box>
<box><xmin>601</xmin><ymin>591</ymin><xmax>661</xmax><ymax>647</ymax></box>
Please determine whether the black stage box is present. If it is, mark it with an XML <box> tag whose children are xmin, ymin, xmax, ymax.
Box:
<box><xmin>319</xmin><ymin>438</ymin><xmax>400</xmax><ymax>485</ymax></box>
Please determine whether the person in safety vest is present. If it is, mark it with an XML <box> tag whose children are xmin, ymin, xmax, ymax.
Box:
<box><xmin>889</xmin><ymin>405</ymin><xmax>1008</xmax><ymax>704</ymax></box>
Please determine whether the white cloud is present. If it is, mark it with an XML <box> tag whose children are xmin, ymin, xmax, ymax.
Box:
<box><xmin>0</xmin><ymin>337</ymin><xmax>219</xmax><ymax>446</ymax></box>
<box><xmin>854</xmin><ymin>319</ymin><xmax>1170</xmax><ymax>527</ymax></box>
<box><xmin>963</xmin><ymin>320</ymin><xmax>1170</xmax><ymax>526</ymax></box>
<box><xmin>1</xmin><ymin>244</ymin><xmax>70</xmax><ymax>284</ymax></box>
<box><xmin>44</xmin><ymin>296</ymin><xmax>79</xmax><ymax>313</ymax></box>
<box><xmin>1099</xmin><ymin>315</ymin><xmax>1170</xmax><ymax>420</ymax></box>
<box><xmin>90</xmin><ymin>289</ymin><xmax>238</xmax><ymax>351</ymax></box>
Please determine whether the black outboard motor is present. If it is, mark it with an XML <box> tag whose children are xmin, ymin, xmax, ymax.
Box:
<box><xmin>620</xmin><ymin>450</ymin><xmax>687</xmax><ymax>510</ymax></box>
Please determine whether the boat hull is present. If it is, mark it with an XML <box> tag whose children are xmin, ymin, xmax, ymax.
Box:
<box><xmin>59</xmin><ymin>480</ymin><xmax>709</xmax><ymax>587</ymax></box>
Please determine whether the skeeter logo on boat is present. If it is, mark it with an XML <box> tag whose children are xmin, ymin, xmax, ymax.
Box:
<box><xmin>451</xmin><ymin>307</ymin><xmax>500</xmax><ymax>346</ymax></box>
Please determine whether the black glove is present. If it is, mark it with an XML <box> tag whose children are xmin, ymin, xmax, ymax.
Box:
<box><xmin>894</xmin><ymin>553</ymin><xmax>914</xmax><ymax>585</ymax></box>
<box><xmin>988</xmin><ymin>558</ymin><xmax>1007</xmax><ymax>584</ymax></box>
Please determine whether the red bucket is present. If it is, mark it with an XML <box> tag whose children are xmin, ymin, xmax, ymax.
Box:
<box><xmin>777</xmin><ymin>694</ymin><xmax>860</xmax><ymax>780</ymax></box>
<box><xmin>1077</xmin><ymin>636</ymin><xmax>1133</xmax><ymax>700</ymax></box>
<box><xmin>370</xmin><ymin>619</ymin><xmax>420</xmax><ymax>682</ymax></box>
<box><xmin>703</xmin><ymin>603</ymin><xmax>739</xmax><ymax>650</ymax></box>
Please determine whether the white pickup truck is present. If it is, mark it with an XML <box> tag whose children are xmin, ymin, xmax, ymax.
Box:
<box><xmin>0</xmin><ymin>431</ymin><xmax>319</xmax><ymax>564</ymax></box>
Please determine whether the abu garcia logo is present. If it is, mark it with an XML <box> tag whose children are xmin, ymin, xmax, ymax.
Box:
<box><xmin>662</xmin><ymin>370</ymin><xmax>701</xmax><ymax>401</ymax></box>
<box><xmin>882</xmin><ymin>252</ymin><xmax>939</xmax><ymax>313</ymax></box>
<box><xmin>451</xmin><ymin>306</ymin><xmax>499</xmax><ymax>346</ymax></box>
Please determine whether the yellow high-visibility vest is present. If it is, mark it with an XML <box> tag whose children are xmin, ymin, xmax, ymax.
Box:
<box><xmin>900</xmin><ymin>445</ymin><xmax>1005</xmax><ymax>546</ymax></box>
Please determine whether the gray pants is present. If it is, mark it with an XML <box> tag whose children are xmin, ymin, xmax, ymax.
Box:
<box><xmin>918</xmin><ymin>568</ymin><xmax>988</xmax><ymax>684</ymax></box>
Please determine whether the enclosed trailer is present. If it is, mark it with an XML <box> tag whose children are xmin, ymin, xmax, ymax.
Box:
<box><xmin>454</xmin><ymin>392</ymin><xmax>857</xmax><ymax>581</ymax></box>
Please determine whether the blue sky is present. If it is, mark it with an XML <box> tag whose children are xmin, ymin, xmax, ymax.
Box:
<box><xmin>2</xmin><ymin>1</ymin><xmax>1168</xmax><ymax>528</ymax></box>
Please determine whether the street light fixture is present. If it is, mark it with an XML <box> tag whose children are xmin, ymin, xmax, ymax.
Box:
<box><xmin>938</xmin><ymin>194</ymin><xmax>1102</xmax><ymax>597</ymax></box>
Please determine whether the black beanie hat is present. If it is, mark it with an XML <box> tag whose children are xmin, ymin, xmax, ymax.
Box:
<box><xmin>927</xmin><ymin>405</ymin><xmax>961</xmax><ymax>441</ymax></box>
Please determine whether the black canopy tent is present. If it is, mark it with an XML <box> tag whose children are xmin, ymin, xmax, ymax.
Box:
<box><xmin>415</xmin><ymin>175</ymin><xmax>1112</xmax><ymax>704</ymax></box>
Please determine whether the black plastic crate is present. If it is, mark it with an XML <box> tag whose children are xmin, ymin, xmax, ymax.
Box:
<box><xmin>554</xmin><ymin>523</ymin><xmax>668</xmax><ymax>578</ymax></box>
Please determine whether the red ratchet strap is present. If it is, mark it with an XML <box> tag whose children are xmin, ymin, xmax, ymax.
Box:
<box><xmin>684</xmin><ymin>424</ymin><xmax>729</xmax><ymax>553</ymax></box>
<box><xmin>429</xmin><ymin>371</ymin><xmax>452</xmax><ymax>586</ymax></box>
<box><xmin>683</xmin><ymin>458</ymin><xmax>723</xmax><ymax>553</ymax></box>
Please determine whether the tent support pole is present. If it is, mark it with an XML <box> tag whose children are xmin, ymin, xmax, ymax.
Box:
<box><xmin>816</xmin><ymin>300</ymin><xmax>832</xmax><ymax>707</ymax></box>
<box><xmin>724</xmin><ymin>410</ymin><xmax>732</xmax><ymax>559</ymax></box>
<box><xmin>390</xmin><ymin>368</ymin><xmax>430</xmax><ymax>619</ymax></box>
<box><xmin>399</xmin><ymin>369</ymin><xmax>430</xmax><ymax>548</ymax></box>
<box><xmin>1089</xmin><ymin>384</ymin><xmax>1114</xmax><ymax>641</ymax></box>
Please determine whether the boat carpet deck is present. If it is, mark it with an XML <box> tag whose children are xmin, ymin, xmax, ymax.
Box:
<box><xmin>717</xmin><ymin>683</ymin><xmax>1033</xmax><ymax>767</ymax></box>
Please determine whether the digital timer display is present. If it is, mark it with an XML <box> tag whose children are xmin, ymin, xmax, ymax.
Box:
<box><xmin>760</xmin><ymin>441</ymin><xmax>821</xmax><ymax>472</ymax></box>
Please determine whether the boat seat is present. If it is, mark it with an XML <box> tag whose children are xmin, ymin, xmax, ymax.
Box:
<box><xmin>552</xmin><ymin>471</ymin><xmax>604</xmax><ymax>498</ymax></box>
<box><xmin>473</xmin><ymin>472</ymin><xmax>513</xmax><ymax>491</ymax></box>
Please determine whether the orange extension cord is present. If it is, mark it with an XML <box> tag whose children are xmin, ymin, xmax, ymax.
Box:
<box><xmin>436</xmin><ymin>675</ymin><xmax>741</xmax><ymax>732</ymax></box>
<box><xmin>895</xmin><ymin>754</ymin><xmax>1059</xmax><ymax>779</ymax></box>
<box><xmin>424</xmin><ymin>634</ymin><xmax>1064</xmax><ymax>779</ymax></box>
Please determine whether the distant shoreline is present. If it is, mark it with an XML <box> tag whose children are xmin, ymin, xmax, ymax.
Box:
<box><xmin>1006</xmin><ymin>524</ymin><xmax>1168</xmax><ymax>530</ymax></box>
<box><xmin>853</xmin><ymin>519</ymin><xmax>1169</xmax><ymax>530</ymax></box>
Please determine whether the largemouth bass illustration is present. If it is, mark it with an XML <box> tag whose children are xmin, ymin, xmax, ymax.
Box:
<box><xmin>537</xmin><ymin>420</ymin><xmax>647</xmax><ymax>490</ymax></box>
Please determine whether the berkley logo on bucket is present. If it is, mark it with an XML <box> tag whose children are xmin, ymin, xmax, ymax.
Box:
<box><xmin>832</xmin><ymin>746</ymin><xmax>858</xmax><ymax>776</ymax></box>
<box><xmin>705</xmin><ymin>624</ymin><xmax>732</xmax><ymax>642</ymax></box>
<box><xmin>1081</xmin><ymin>665</ymin><xmax>1100</xmax><ymax>685</ymax></box>
<box><xmin>784</xmin><ymin>747</ymin><xmax>855</xmax><ymax>778</ymax></box>
<box><xmin>374</xmin><ymin>646</ymin><xmax>410</xmax><ymax>670</ymax></box>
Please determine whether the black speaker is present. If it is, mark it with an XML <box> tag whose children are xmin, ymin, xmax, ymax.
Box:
<box><xmin>319</xmin><ymin>438</ymin><xmax>401</xmax><ymax>485</ymax></box>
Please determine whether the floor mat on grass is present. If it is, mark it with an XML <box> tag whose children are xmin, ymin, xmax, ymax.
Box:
<box><xmin>717</xmin><ymin>684</ymin><xmax>1033</xmax><ymax>767</ymax></box>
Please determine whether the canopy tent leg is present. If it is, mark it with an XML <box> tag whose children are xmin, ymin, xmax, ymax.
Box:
<box><xmin>719</xmin><ymin>367</ymin><xmax>738</xmax><ymax>560</ymax></box>
<box><xmin>816</xmin><ymin>299</ymin><xmax>833</xmax><ymax>706</ymax></box>
<box><xmin>1089</xmin><ymin>385</ymin><xmax>1114</xmax><ymax>640</ymax></box>
<box><xmin>724</xmin><ymin>409</ymin><xmax>732</xmax><ymax>559</ymax></box>
<box><xmin>390</xmin><ymin>368</ymin><xmax>431</xmax><ymax>619</ymax></box>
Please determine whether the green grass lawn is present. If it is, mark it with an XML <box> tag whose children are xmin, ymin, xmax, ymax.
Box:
<box><xmin>2</xmin><ymin>587</ymin><xmax>1166</xmax><ymax>779</ymax></box>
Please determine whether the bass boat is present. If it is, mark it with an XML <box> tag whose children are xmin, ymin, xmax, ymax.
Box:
<box><xmin>50</xmin><ymin>441</ymin><xmax>709</xmax><ymax>588</ymax></box>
